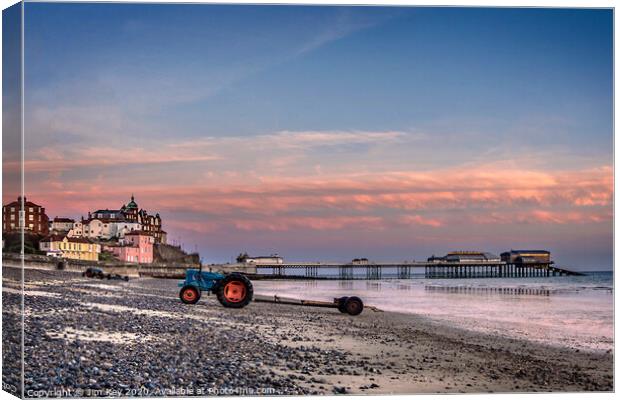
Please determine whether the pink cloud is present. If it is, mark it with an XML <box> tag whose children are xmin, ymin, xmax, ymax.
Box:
<box><xmin>19</xmin><ymin>163</ymin><xmax>612</xmax><ymax>237</ymax></box>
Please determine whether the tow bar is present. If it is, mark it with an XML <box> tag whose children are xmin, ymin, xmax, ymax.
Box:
<box><xmin>254</xmin><ymin>295</ymin><xmax>382</xmax><ymax>316</ymax></box>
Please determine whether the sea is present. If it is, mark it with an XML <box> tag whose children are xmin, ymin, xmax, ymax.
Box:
<box><xmin>252</xmin><ymin>271</ymin><xmax>613</xmax><ymax>353</ymax></box>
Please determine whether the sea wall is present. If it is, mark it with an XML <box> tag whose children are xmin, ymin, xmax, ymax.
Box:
<box><xmin>2</xmin><ymin>253</ymin><xmax>257</xmax><ymax>278</ymax></box>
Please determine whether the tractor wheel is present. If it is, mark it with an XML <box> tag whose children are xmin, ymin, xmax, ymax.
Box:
<box><xmin>336</xmin><ymin>297</ymin><xmax>349</xmax><ymax>313</ymax></box>
<box><xmin>344</xmin><ymin>296</ymin><xmax>364</xmax><ymax>316</ymax></box>
<box><xmin>216</xmin><ymin>273</ymin><xmax>253</xmax><ymax>308</ymax></box>
<box><xmin>180</xmin><ymin>286</ymin><xmax>201</xmax><ymax>304</ymax></box>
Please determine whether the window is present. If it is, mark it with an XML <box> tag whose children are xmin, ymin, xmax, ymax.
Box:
<box><xmin>29</xmin><ymin>214</ymin><xmax>34</xmax><ymax>221</ymax></box>
<box><xmin>28</xmin><ymin>223</ymin><xmax>33</xmax><ymax>229</ymax></box>
<box><xmin>29</xmin><ymin>207</ymin><xmax>33</xmax><ymax>212</ymax></box>
<box><xmin>10</xmin><ymin>214</ymin><xmax>15</xmax><ymax>221</ymax></box>
<box><xmin>10</xmin><ymin>207</ymin><xmax>15</xmax><ymax>212</ymax></box>
<box><xmin>10</xmin><ymin>223</ymin><xmax>15</xmax><ymax>228</ymax></box>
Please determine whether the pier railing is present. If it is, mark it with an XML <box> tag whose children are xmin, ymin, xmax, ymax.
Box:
<box><xmin>253</xmin><ymin>261</ymin><xmax>584</xmax><ymax>280</ymax></box>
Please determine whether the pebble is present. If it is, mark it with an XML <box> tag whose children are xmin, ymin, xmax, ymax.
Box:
<box><xmin>1</xmin><ymin>267</ymin><xmax>613</xmax><ymax>397</ymax></box>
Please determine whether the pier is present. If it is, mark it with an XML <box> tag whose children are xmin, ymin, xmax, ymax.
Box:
<box><xmin>254</xmin><ymin>261</ymin><xmax>584</xmax><ymax>280</ymax></box>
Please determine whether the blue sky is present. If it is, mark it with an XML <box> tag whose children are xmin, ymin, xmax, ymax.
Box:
<box><xmin>4</xmin><ymin>4</ymin><xmax>613</xmax><ymax>267</ymax></box>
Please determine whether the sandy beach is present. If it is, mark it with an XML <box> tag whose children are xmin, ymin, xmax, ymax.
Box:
<box><xmin>2</xmin><ymin>266</ymin><xmax>613</xmax><ymax>396</ymax></box>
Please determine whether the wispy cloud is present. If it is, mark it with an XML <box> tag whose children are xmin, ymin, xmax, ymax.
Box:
<box><xmin>294</xmin><ymin>10</ymin><xmax>389</xmax><ymax>56</ymax></box>
<box><xmin>18</xmin><ymin>129</ymin><xmax>410</xmax><ymax>173</ymax></box>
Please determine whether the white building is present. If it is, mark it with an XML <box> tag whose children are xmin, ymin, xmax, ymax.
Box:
<box><xmin>78</xmin><ymin>219</ymin><xmax>141</xmax><ymax>240</ymax></box>
<box><xmin>67</xmin><ymin>221</ymin><xmax>83</xmax><ymax>237</ymax></box>
<box><xmin>50</xmin><ymin>217</ymin><xmax>75</xmax><ymax>232</ymax></box>
<box><xmin>243</xmin><ymin>254</ymin><xmax>284</xmax><ymax>265</ymax></box>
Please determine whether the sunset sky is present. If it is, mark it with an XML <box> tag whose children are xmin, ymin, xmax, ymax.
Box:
<box><xmin>4</xmin><ymin>4</ymin><xmax>613</xmax><ymax>268</ymax></box>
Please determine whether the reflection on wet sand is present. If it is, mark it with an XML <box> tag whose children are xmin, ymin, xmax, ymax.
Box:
<box><xmin>425</xmin><ymin>285</ymin><xmax>553</xmax><ymax>296</ymax></box>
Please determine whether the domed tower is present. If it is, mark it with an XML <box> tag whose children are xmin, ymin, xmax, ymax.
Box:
<box><xmin>122</xmin><ymin>194</ymin><xmax>139</xmax><ymax>223</ymax></box>
<box><xmin>126</xmin><ymin>194</ymin><xmax>138</xmax><ymax>209</ymax></box>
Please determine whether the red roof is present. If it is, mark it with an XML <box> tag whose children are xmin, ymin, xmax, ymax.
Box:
<box><xmin>4</xmin><ymin>197</ymin><xmax>45</xmax><ymax>209</ymax></box>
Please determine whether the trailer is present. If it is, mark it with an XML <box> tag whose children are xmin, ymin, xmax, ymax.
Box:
<box><xmin>254</xmin><ymin>294</ymin><xmax>368</xmax><ymax>316</ymax></box>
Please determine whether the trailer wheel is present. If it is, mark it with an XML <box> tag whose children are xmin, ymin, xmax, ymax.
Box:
<box><xmin>180</xmin><ymin>286</ymin><xmax>201</xmax><ymax>304</ymax></box>
<box><xmin>336</xmin><ymin>297</ymin><xmax>349</xmax><ymax>313</ymax></box>
<box><xmin>344</xmin><ymin>296</ymin><xmax>364</xmax><ymax>316</ymax></box>
<box><xmin>217</xmin><ymin>273</ymin><xmax>253</xmax><ymax>308</ymax></box>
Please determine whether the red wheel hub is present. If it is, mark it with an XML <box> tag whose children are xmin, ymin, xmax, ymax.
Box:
<box><xmin>183</xmin><ymin>288</ymin><xmax>197</xmax><ymax>302</ymax></box>
<box><xmin>223</xmin><ymin>281</ymin><xmax>246</xmax><ymax>303</ymax></box>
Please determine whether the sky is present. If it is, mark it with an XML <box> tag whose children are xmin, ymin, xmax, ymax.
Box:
<box><xmin>3</xmin><ymin>4</ymin><xmax>613</xmax><ymax>268</ymax></box>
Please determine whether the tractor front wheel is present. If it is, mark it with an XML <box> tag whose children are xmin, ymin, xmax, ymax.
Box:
<box><xmin>216</xmin><ymin>273</ymin><xmax>253</xmax><ymax>308</ymax></box>
<box><xmin>180</xmin><ymin>286</ymin><xmax>201</xmax><ymax>304</ymax></box>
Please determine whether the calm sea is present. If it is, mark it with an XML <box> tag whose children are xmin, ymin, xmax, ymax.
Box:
<box><xmin>252</xmin><ymin>271</ymin><xmax>613</xmax><ymax>353</ymax></box>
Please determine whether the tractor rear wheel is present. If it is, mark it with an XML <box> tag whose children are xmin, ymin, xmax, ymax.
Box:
<box><xmin>344</xmin><ymin>296</ymin><xmax>364</xmax><ymax>316</ymax></box>
<box><xmin>180</xmin><ymin>286</ymin><xmax>201</xmax><ymax>304</ymax></box>
<box><xmin>216</xmin><ymin>273</ymin><xmax>253</xmax><ymax>308</ymax></box>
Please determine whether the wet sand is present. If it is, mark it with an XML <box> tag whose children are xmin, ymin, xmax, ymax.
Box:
<box><xmin>2</xmin><ymin>266</ymin><xmax>613</xmax><ymax>396</ymax></box>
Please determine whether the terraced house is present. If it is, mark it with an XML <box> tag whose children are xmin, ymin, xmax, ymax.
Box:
<box><xmin>39</xmin><ymin>234</ymin><xmax>101</xmax><ymax>261</ymax></box>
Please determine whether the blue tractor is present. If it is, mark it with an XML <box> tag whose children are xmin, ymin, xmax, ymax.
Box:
<box><xmin>179</xmin><ymin>268</ymin><xmax>253</xmax><ymax>308</ymax></box>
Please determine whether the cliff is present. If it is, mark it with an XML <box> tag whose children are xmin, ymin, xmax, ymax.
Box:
<box><xmin>153</xmin><ymin>243</ymin><xmax>200</xmax><ymax>265</ymax></box>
